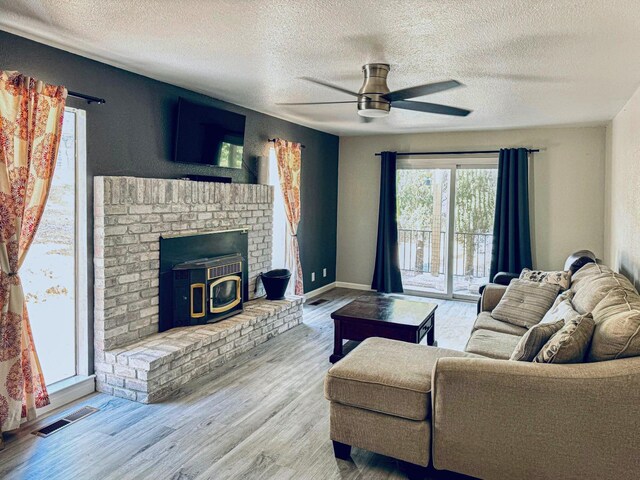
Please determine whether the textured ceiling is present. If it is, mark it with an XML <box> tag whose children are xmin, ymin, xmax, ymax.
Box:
<box><xmin>2</xmin><ymin>0</ymin><xmax>640</xmax><ymax>136</ymax></box>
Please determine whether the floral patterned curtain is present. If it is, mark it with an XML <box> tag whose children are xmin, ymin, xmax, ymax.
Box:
<box><xmin>274</xmin><ymin>139</ymin><xmax>303</xmax><ymax>296</ymax></box>
<box><xmin>0</xmin><ymin>71</ymin><xmax>67</xmax><ymax>436</ymax></box>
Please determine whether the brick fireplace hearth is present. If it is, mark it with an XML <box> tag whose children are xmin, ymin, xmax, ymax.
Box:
<box><xmin>93</xmin><ymin>176</ymin><xmax>303</xmax><ymax>403</ymax></box>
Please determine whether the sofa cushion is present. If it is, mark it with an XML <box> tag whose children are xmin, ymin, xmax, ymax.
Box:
<box><xmin>510</xmin><ymin>320</ymin><xmax>565</xmax><ymax>361</ymax></box>
<box><xmin>588</xmin><ymin>288</ymin><xmax>640</xmax><ymax>362</ymax></box>
<box><xmin>520</xmin><ymin>268</ymin><xmax>572</xmax><ymax>290</ymax></box>
<box><xmin>464</xmin><ymin>329</ymin><xmax>523</xmax><ymax>360</ymax></box>
<box><xmin>571</xmin><ymin>269</ymin><xmax>636</xmax><ymax>315</ymax></box>
<box><xmin>324</xmin><ymin>337</ymin><xmax>481</xmax><ymax>421</ymax></box>
<box><xmin>473</xmin><ymin>312</ymin><xmax>528</xmax><ymax>336</ymax></box>
<box><xmin>491</xmin><ymin>279</ymin><xmax>560</xmax><ymax>328</ymax></box>
<box><xmin>570</xmin><ymin>263</ymin><xmax>612</xmax><ymax>293</ymax></box>
<box><xmin>534</xmin><ymin>313</ymin><xmax>595</xmax><ymax>364</ymax></box>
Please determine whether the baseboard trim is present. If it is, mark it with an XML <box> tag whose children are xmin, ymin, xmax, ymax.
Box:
<box><xmin>38</xmin><ymin>375</ymin><xmax>96</xmax><ymax>417</ymax></box>
<box><xmin>304</xmin><ymin>282</ymin><xmax>337</xmax><ymax>301</ymax></box>
<box><xmin>334</xmin><ymin>281</ymin><xmax>374</xmax><ymax>291</ymax></box>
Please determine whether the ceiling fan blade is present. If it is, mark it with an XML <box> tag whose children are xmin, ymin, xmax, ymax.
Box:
<box><xmin>359</xmin><ymin>116</ymin><xmax>374</xmax><ymax>123</ymax></box>
<box><xmin>300</xmin><ymin>77</ymin><xmax>361</xmax><ymax>97</ymax></box>
<box><xmin>392</xmin><ymin>100</ymin><xmax>471</xmax><ymax>117</ymax></box>
<box><xmin>384</xmin><ymin>80</ymin><xmax>463</xmax><ymax>102</ymax></box>
<box><xmin>276</xmin><ymin>100</ymin><xmax>358</xmax><ymax>105</ymax></box>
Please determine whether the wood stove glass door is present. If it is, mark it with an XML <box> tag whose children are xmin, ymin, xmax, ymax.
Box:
<box><xmin>210</xmin><ymin>275</ymin><xmax>242</xmax><ymax>313</ymax></box>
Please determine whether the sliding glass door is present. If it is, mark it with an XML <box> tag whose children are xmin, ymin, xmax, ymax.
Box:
<box><xmin>397</xmin><ymin>159</ymin><xmax>498</xmax><ymax>299</ymax></box>
<box><xmin>397</xmin><ymin>168</ymin><xmax>451</xmax><ymax>295</ymax></box>
<box><xmin>452</xmin><ymin>167</ymin><xmax>498</xmax><ymax>296</ymax></box>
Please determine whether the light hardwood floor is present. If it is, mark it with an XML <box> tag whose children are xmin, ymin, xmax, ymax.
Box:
<box><xmin>0</xmin><ymin>288</ymin><xmax>476</xmax><ymax>480</ymax></box>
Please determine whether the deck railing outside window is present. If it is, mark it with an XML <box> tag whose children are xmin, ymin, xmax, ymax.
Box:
<box><xmin>398</xmin><ymin>229</ymin><xmax>493</xmax><ymax>294</ymax></box>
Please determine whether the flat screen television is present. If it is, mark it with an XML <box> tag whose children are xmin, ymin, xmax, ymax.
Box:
<box><xmin>174</xmin><ymin>98</ymin><xmax>246</xmax><ymax>168</ymax></box>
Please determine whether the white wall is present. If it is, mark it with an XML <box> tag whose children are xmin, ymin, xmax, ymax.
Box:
<box><xmin>604</xmin><ymin>84</ymin><xmax>640</xmax><ymax>289</ymax></box>
<box><xmin>337</xmin><ymin>126</ymin><xmax>606</xmax><ymax>287</ymax></box>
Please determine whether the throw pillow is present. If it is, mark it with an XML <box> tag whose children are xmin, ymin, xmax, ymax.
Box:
<box><xmin>588</xmin><ymin>288</ymin><xmax>640</xmax><ymax>362</ymax></box>
<box><xmin>510</xmin><ymin>319</ymin><xmax>565</xmax><ymax>361</ymax></box>
<box><xmin>520</xmin><ymin>268</ymin><xmax>572</xmax><ymax>291</ymax></box>
<box><xmin>534</xmin><ymin>313</ymin><xmax>595</xmax><ymax>364</ymax></box>
<box><xmin>491</xmin><ymin>279</ymin><xmax>561</xmax><ymax>328</ymax></box>
<box><xmin>539</xmin><ymin>295</ymin><xmax>575</xmax><ymax>324</ymax></box>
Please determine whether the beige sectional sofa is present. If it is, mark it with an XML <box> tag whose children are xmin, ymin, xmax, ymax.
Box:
<box><xmin>325</xmin><ymin>262</ymin><xmax>640</xmax><ymax>479</ymax></box>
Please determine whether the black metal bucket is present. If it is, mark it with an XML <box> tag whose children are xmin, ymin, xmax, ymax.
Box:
<box><xmin>260</xmin><ymin>269</ymin><xmax>291</xmax><ymax>300</ymax></box>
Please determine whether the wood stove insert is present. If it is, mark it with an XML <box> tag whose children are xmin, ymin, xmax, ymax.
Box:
<box><xmin>172</xmin><ymin>254</ymin><xmax>244</xmax><ymax>327</ymax></box>
<box><xmin>159</xmin><ymin>229</ymin><xmax>249</xmax><ymax>332</ymax></box>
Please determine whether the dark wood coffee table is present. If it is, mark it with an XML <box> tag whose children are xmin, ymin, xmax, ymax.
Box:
<box><xmin>330</xmin><ymin>294</ymin><xmax>437</xmax><ymax>363</ymax></box>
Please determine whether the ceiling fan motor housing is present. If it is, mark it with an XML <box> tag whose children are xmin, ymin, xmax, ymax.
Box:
<box><xmin>358</xmin><ymin>63</ymin><xmax>391</xmax><ymax>117</ymax></box>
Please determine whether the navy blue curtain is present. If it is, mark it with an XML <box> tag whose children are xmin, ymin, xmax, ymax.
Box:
<box><xmin>371</xmin><ymin>151</ymin><xmax>403</xmax><ymax>293</ymax></box>
<box><xmin>490</xmin><ymin>148</ymin><xmax>533</xmax><ymax>279</ymax></box>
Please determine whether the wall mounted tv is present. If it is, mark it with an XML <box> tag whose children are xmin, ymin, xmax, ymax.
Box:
<box><xmin>174</xmin><ymin>98</ymin><xmax>246</xmax><ymax>168</ymax></box>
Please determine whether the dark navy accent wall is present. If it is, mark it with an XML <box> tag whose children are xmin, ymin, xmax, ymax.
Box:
<box><xmin>0</xmin><ymin>30</ymin><xmax>338</xmax><ymax>368</ymax></box>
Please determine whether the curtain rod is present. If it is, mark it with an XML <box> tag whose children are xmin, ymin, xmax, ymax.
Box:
<box><xmin>68</xmin><ymin>90</ymin><xmax>106</xmax><ymax>105</ymax></box>
<box><xmin>374</xmin><ymin>149</ymin><xmax>540</xmax><ymax>157</ymax></box>
<box><xmin>268</xmin><ymin>138</ymin><xmax>306</xmax><ymax>149</ymax></box>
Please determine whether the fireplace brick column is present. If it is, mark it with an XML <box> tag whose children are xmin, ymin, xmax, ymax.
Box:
<box><xmin>94</xmin><ymin>176</ymin><xmax>274</xmax><ymax>364</ymax></box>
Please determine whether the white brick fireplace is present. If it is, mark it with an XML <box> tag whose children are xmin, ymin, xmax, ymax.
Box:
<box><xmin>93</xmin><ymin>176</ymin><xmax>303</xmax><ymax>403</ymax></box>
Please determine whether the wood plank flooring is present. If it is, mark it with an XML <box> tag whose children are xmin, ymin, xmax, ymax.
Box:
<box><xmin>0</xmin><ymin>288</ymin><xmax>477</xmax><ymax>480</ymax></box>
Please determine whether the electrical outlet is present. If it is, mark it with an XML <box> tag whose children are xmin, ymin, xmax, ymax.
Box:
<box><xmin>311</xmin><ymin>272</ymin><xmax>316</xmax><ymax>282</ymax></box>
<box><xmin>323</xmin><ymin>268</ymin><xmax>327</xmax><ymax>277</ymax></box>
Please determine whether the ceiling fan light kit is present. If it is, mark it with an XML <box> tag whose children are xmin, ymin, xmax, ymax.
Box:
<box><xmin>279</xmin><ymin>63</ymin><xmax>471</xmax><ymax>120</ymax></box>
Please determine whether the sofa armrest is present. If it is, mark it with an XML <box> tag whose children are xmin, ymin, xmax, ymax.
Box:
<box><xmin>479</xmin><ymin>283</ymin><xmax>507</xmax><ymax>312</ymax></box>
<box><xmin>492</xmin><ymin>271</ymin><xmax>519</xmax><ymax>285</ymax></box>
<box><xmin>431</xmin><ymin>357</ymin><xmax>640</xmax><ymax>480</ymax></box>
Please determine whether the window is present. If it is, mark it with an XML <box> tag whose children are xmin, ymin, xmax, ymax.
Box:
<box><xmin>269</xmin><ymin>147</ymin><xmax>288</xmax><ymax>271</ymax></box>
<box><xmin>22</xmin><ymin>107</ymin><xmax>88</xmax><ymax>386</ymax></box>
<box><xmin>396</xmin><ymin>158</ymin><xmax>498</xmax><ymax>299</ymax></box>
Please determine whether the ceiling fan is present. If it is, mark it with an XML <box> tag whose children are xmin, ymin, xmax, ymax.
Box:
<box><xmin>278</xmin><ymin>63</ymin><xmax>471</xmax><ymax>120</ymax></box>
